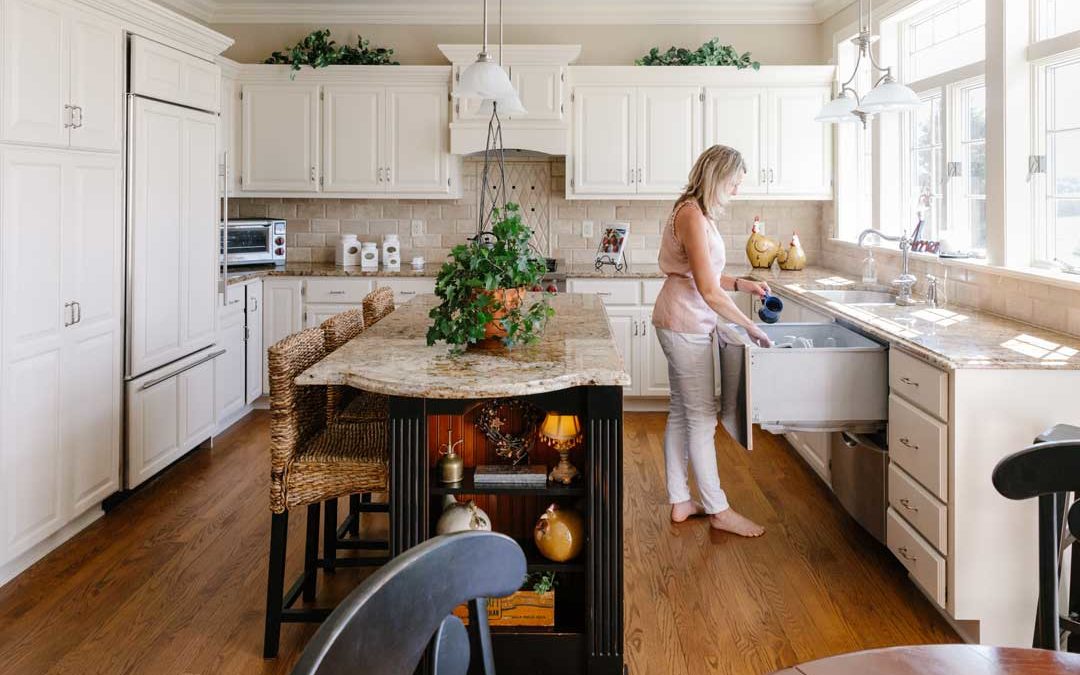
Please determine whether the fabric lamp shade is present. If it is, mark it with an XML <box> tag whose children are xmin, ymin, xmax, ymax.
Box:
<box><xmin>456</xmin><ymin>56</ymin><xmax>515</xmax><ymax>100</ymax></box>
<box><xmin>540</xmin><ymin>414</ymin><xmax>582</xmax><ymax>449</ymax></box>
<box><xmin>858</xmin><ymin>80</ymin><xmax>921</xmax><ymax>113</ymax></box>
<box><xmin>815</xmin><ymin>93</ymin><xmax>860</xmax><ymax>123</ymax></box>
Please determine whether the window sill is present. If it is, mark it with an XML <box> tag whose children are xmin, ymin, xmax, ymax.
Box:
<box><xmin>826</xmin><ymin>238</ymin><xmax>1080</xmax><ymax>291</ymax></box>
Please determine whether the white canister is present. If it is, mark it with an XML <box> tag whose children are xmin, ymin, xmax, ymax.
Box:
<box><xmin>360</xmin><ymin>241</ymin><xmax>379</xmax><ymax>271</ymax></box>
<box><xmin>382</xmin><ymin>233</ymin><xmax>401</xmax><ymax>272</ymax></box>
<box><xmin>335</xmin><ymin>235</ymin><xmax>361</xmax><ymax>267</ymax></box>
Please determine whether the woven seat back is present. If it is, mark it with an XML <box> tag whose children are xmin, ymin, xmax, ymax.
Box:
<box><xmin>362</xmin><ymin>286</ymin><xmax>395</xmax><ymax>327</ymax></box>
<box><xmin>268</xmin><ymin>327</ymin><xmax>326</xmax><ymax>513</ymax></box>
<box><xmin>320</xmin><ymin>309</ymin><xmax>366</xmax><ymax>425</ymax></box>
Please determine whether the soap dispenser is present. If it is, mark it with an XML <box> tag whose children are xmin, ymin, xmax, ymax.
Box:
<box><xmin>862</xmin><ymin>249</ymin><xmax>878</xmax><ymax>284</ymax></box>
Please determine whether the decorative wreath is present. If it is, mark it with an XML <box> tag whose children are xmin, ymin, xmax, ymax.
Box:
<box><xmin>474</xmin><ymin>398</ymin><xmax>545</xmax><ymax>466</ymax></box>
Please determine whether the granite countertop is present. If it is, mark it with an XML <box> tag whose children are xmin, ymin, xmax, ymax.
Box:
<box><xmin>296</xmin><ymin>293</ymin><xmax>632</xmax><ymax>398</ymax></box>
<box><xmin>225</xmin><ymin>261</ymin><xmax>667</xmax><ymax>284</ymax></box>
<box><xmin>752</xmin><ymin>266</ymin><xmax>1080</xmax><ymax>372</ymax></box>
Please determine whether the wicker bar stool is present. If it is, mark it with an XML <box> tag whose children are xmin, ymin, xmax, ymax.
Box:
<box><xmin>319</xmin><ymin>308</ymin><xmax>391</xmax><ymax>572</ymax></box>
<box><xmin>263</xmin><ymin>327</ymin><xmax>390</xmax><ymax>660</ymax></box>
<box><xmin>362</xmin><ymin>285</ymin><xmax>395</xmax><ymax>328</ymax></box>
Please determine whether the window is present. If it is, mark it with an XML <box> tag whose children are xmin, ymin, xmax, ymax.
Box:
<box><xmin>907</xmin><ymin>93</ymin><xmax>946</xmax><ymax>241</ymax></box>
<box><xmin>1039</xmin><ymin>0</ymin><xmax>1080</xmax><ymax>40</ymax></box>
<box><xmin>1034</xmin><ymin>56</ymin><xmax>1080</xmax><ymax>266</ymax></box>
<box><xmin>903</xmin><ymin>0</ymin><xmax>985</xmax><ymax>82</ymax></box>
<box><xmin>835</xmin><ymin>31</ymin><xmax>874</xmax><ymax>241</ymax></box>
<box><xmin>957</xmin><ymin>84</ymin><xmax>987</xmax><ymax>252</ymax></box>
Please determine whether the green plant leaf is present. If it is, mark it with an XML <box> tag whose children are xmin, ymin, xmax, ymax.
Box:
<box><xmin>636</xmin><ymin>38</ymin><xmax>760</xmax><ymax>68</ymax></box>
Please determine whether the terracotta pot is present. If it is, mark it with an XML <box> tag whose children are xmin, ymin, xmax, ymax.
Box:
<box><xmin>478</xmin><ymin>287</ymin><xmax>526</xmax><ymax>340</ymax></box>
<box><xmin>534</xmin><ymin>503</ymin><xmax>585</xmax><ymax>562</ymax></box>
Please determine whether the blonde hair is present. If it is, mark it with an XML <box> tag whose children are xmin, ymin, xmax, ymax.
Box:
<box><xmin>677</xmin><ymin>145</ymin><xmax>746</xmax><ymax>220</ymax></box>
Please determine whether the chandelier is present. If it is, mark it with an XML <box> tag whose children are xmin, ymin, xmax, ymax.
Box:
<box><xmin>816</xmin><ymin>0</ymin><xmax>921</xmax><ymax>126</ymax></box>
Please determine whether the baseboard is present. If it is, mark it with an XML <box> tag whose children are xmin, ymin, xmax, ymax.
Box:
<box><xmin>0</xmin><ymin>507</ymin><xmax>104</xmax><ymax>588</ymax></box>
<box><xmin>625</xmin><ymin>398</ymin><xmax>670</xmax><ymax>412</ymax></box>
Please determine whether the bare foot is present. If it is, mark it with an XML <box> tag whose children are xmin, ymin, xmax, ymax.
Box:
<box><xmin>709</xmin><ymin>508</ymin><xmax>765</xmax><ymax>537</ymax></box>
<box><xmin>670</xmin><ymin>500</ymin><xmax>705</xmax><ymax>523</ymax></box>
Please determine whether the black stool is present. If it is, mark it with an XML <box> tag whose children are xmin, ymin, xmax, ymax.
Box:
<box><xmin>992</xmin><ymin>424</ymin><xmax>1080</xmax><ymax>651</ymax></box>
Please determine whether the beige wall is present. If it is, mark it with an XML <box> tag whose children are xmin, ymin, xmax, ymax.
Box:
<box><xmin>213</xmin><ymin>23</ymin><xmax>822</xmax><ymax>65</ymax></box>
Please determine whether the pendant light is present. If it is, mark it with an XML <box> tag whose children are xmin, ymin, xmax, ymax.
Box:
<box><xmin>456</xmin><ymin>0</ymin><xmax>516</xmax><ymax>100</ymax></box>
<box><xmin>817</xmin><ymin>0</ymin><xmax>921</xmax><ymax>126</ymax></box>
<box><xmin>477</xmin><ymin>0</ymin><xmax>526</xmax><ymax>117</ymax></box>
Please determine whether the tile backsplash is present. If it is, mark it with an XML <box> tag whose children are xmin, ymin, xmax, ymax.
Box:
<box><xmin>230</xmin><ymin>158</ymin><xmax>824</xmax><ymax>269</ymax></box>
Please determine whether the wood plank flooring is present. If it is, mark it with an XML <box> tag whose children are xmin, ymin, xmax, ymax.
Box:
<box><xmin>0</xmin><ymin>411</ymin><xmax>957</xmax><ymax>675</ymax></box>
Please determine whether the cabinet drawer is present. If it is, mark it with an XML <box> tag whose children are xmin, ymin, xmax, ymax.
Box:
<box><xmin>888</xmin><ymin>394</ymin><xmax>948</xmax><ymax>501</ymax></box>
<box><xmin>642</xmin><ymin>279</ymin><xmax>663</xmax><ymax>305</ymax></box>
<box><xmin>890</xmin><ymin>349</ymin><xmax>948</xmax><ymax>420</ymax></box>
<box><xmin>888</xmin><ymin>463</ymin><xmax>947</xmax><ymax>553</ymax></box>
<box><xmin>377</xmin><ymin>277</ymin><xmax>436</xmax><ymax>304</ymax></box>
<box><xmin>886</xmin><ymin>508</ymin><xmax>946</xmax><ymax>607</ymax></box>
<box><xmin>567</xmin><ymin>279</ymin><xmax>640</xmax><ymax>305</ymax></box>
<box><xmin>305</xmin><ymin>278</ymin><xmax>373</xmax><ymax>304</ymax></box>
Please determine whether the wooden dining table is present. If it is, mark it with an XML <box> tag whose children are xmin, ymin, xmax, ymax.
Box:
<box><xmin>772</xmin><ymin>644</ymin><xmax>1080</xmax><ymax>674</ymax></box>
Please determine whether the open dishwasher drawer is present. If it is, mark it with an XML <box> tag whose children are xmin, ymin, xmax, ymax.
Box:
<box><xmin>717</xmin><ymin>323</ymin><xmax>888</xmax><ymax>450</ymax></box>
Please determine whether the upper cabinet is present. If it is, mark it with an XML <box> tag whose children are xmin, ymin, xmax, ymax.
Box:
<box><xmin>0</xmin><ymin>0</ymin><xmax>123</xmax><ymax>152</ymax></box>
<box><xmin>568</xmin><ymin>66</ymin><xmax>834</xmax><ymax>200</ymax></box>
<box><xmin>130</xmin><ymin>36</ymin><xmax>220</xmax><ymax>113</ymax></box>
<box><xmin>233</xmin><ymin>66</ymin><xmax>458</xmax><ymax>198</ymax></box>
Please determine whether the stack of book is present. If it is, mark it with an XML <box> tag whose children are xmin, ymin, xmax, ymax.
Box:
<box><xmin>473</xmin><ymin>464</ymin><xmax>549</xmax><ymax>488</ymax></box>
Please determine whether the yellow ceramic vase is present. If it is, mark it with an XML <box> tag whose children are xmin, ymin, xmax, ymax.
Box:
<box><xmin>778</xmin><ymin>233</ymin><xmax>807</xmax><ymax>271</ymax></box>
<box><xmin>745</xmin><ymin>218</ymin><xmax>780</xmax><ymax>269</ymax></box>
<box><xmin>534</xmin><ymin>503</ymin><xmax>585</xmax><ymax>562</ymax></box>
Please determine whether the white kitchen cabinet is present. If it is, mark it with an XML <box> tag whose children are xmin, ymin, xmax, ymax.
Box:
<box><xmin>603</xmin><ymin>307</ymin><xmax>640</xmax><ymax>395</ymax></box>
<box><xmin>130</xmin><ymin>36</ymin><xmax>220</xmax><ymax>113</ymax></box>
<box><xmin>766</xmin><ymin>88</ymin><xmax>832</xmax><ymax>198</ymax></box>
<box><xmin>637</xmin><ymin>86</ymin><xmax>701</xmax><ymax>194</ymax></box>
<box><xmin>638</xmin><ymin>309</ymin><xmax>671</xmax><ymax>397</ymax></box>
<box><xmin>704</xmin><ymin>88</ymin><xmax>767</xmax><ymax>195</ymax></box>
<box><xmin>262</xmin><ymin>278</ymin><xmax>304</xmax><ymax>393</ymax></box>
<box><xmin>241</xmin><ymin>83</ymin><xmax>320</xmax><ymax>192</ymax></box>
<box><xmin>571</xmin><ymin>86</ymin><xmax>636</xmax><ymax>195</ymax></box>
<box><xmin>127</xmin><ymin>98</ymin><xmax>219</xmax><ymax>377</ymax></box>
<box><xmin>245</xmin><ymin>280</ymin><xmax>263</xmax><ymax>404</ymax></box>
<box><xmin>304</xmin><ymin>303</ymin><xmax>357</xmax><ymax>329</ymax></box>
<box><xmin>214</xmin><ymin>303</ymin><xmax>247</xmax><ymax>426</ymax></box>
<box><xmin>380</xmin><ymin>277</ymin><xmax>436</xmax><ymax>305</ymax></box>
<box><xmin>178</xmin><ymin>355</ymin><xmax>217</xmax><ymax>451</ymax></box>
<box><xmin>0</xmin><ymin>0</ymin><xmax>122</xmax><ymax>152</ymax></box>
<box><xmin>0</xmin><ymin>148</ymin><xmax>122</xmax><ymax>562</ymax></box>
<box><xmin>387</xmin><ymin>86</ymin><xmax>450</xmax><ymax>194</ymax></box>
<box><xmin>218</xmin><ymin>72</ymin><xmax>241</xmax><ymax>196</ymax></box>
<box><xmin>322</xmin><ymin>85</ymin><xmax>384</xmax><ymax>193</ymax></box>
<box><xmin>509</xmin><ymin>64</ymin><xmax>563</xmax><ymax>121</ymax></box>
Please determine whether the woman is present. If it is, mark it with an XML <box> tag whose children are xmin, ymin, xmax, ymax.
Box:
<box><xmin>651</xmin><ymin>145</ymin><xmax>771</xmax><ymax>538</ymax></box>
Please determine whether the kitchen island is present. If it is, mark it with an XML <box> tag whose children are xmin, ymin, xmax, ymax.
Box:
<box><xmin>298</xmin><ymin>293</ymin><xmax>630</xmax><ymax>675</ymax></box>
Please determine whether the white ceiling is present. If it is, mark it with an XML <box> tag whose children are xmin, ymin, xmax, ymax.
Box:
<box><xmin>160</xmin><ymin>0</ymin><xmax>853</xmax><ymax>26</ymax></box>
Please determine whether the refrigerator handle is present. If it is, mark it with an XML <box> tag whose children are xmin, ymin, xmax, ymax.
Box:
<box><xmin>220</xmin><ymin>150</ymin><xmax>229</xmax><ymax>302</ymax></box>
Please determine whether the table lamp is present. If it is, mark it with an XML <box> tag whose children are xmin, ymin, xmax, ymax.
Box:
<box><xmin>540</xmin><ymin>413</ymin><xmax>582</xmax><ymax>484</ymax></box>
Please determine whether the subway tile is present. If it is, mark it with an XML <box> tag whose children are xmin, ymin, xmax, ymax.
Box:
<box><xmin>287</xmin><ymin>219</ymin><xmax>311</xmax><ymax>233</ymax></box>
<box><xmin>383</xmin><ymin>204</ymin><xmax>413</xmax><ymax>219</ymax></box>
<box><xmin>311</xmin><ymin>219</ymin><xmax>341</xmax><ymax>233</ymax></box>
<box><xmin>340</xmin><ymin>219</ymin><xmax>369</xmax><ymax>235</ymax></box>
<box><xmin>369</xmin><ymin>219</ymin><xmax>400</xmax><ymax>235</ymax></box>
<box><xmin>288</xmin><ymin>247</ymin><xmax>312</xmax><ymax>262</ymax></box>
<box><xmin>586</xmin><ymin>204</ymin><xmax>616</xmax><ymax>220</ymax></box>
<box><xmin>324</xmin><ymin>202</ymin><xmax>356</xmax><ymax>219</ymax></box>
<box><xmin>558</xmin><ymin>205</ymin><xmax>587</xmax><ymax>220</ymax></box>
<box><xmin>239</xmin><ymin>202</ymin><xmax>268</xmax><ymax>218</ymax></box>
<box><xmin>296</xmin><ymin>233</ymin><xmax>325</xmax><ymax>248</ymax></box>
<box><xmin>354</xmin><ymin>203</ymin><xmax>383</xmax><ymax>219</ymax></box>
<box><xmin>440</xmin><ymin>205</ymin><xmax>471</xmax><ymax>220</ymax></box>
<box><xmin>297</xmin><ymin>202</ymin><xmax>326</xmax><ymax>219</ymax></box>
<box><xmin>311</xmin><ymin>247</ymin><xmax>335</xmax><ymax>263</ymax></box>
<box><xmin>266</xmin><ymin>202</ymin><xmax>298</xmax><ymax>219</ymax></box>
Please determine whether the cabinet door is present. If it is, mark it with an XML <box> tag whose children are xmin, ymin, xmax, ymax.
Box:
<box><xmin>125</xmin><ymin>374</ymin><xmax>179</xmax><ymax>489</ymax></box>
<box><xmin>509</xmin><ymin>64</ymin><xmax>563</xmax><ymax>121</ymax></box>
<box><xmin>767</xmin><ymin>88</ymin><xmax>833</xmax><ymax>198</ymax></box>
<box><xmin>0</xmin><ymin>148</ymin><xmax>66</xmax><ymax>558</ymax></box>
<box><xmin>705</xmin><ymin>88</ymin><xmax>767</xmax><ymax>195</ymax></box>
<box><xmin>639</xmin><ymin>309</ymin><xmax>670</xmax><ymax>397</ymax></box>
<box><xmin>1</xmin><ymin>0</ymin><xmax>68</xmax><ymax>146</ymax></box>
<box><xmin>240</xmin><ymin>84</ymin><xmax>319</xmax><ymax>192</ymax></box>
<box><xmin>129</xmin><ymin>36</ymin><xmax>220</xmax><ymax>113</ymax></box>
<box><xmin>322</xmin><ymin>85</ymin><xmax>384</xmax><ymax>193</ymax></box>
<box><xmin>304</xmin><ymin>303</ymin><xmax>357</xmax><ymax>329</ymax></box>
<box><xmin>219</xmin><ymin>76</ymin><xmax>240</xmax><ymax>196</ymax></box>
<box><xmin>571</xmin><ymin>86</ymin><xmax>636</xmax><ymax>195</ymax></box>
<box><xmin>637</xmin><ymin>86</ymin><xmax>701</xmax><ymax>195</ymax></box>
<box><xmin>64</xmin><ymin>153</ymin><xmax>122</xmax><ymax>513</ymax></box>
<box><xmin>214</xmin><ymin>311</ymin><xmax>246</xmax><ymax>427</ymax></box>
<box><xmin>604</xmin><ymin>307</ymin><xmax>639</xmax><ymax>396</ymax></box>
<box><xmin>245</xmin><ymin>280</ymin><xmax>263</xmax><ymax>404</ymax></box>
<box><xmin>179</xmin><ymin>358</ymin><xmax>216</xmax><ymax>451</ymax></box>
<box><xmin>67</xmin><ymin>10</ymin><xmax>123</xmax><ymax>152</ymax></box>
<box><xmin>386</xmin><ymin>86</ymin><xmax>449</xmax><ymax>194</ymax></box>
<box><xmin>261</xmin><ymin>278</ymin><xmax>303</xmax><ymax>394</ymax></box>
<box><xmin>181</xmin><ymin>109</ymin><xmax>220</xmax><ymax>358</ymax></box>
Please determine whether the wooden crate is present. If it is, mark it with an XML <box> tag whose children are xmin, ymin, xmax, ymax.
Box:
<box><xmin>452</xmin><ymin>590</ymin><xmax>554</xmax><ymax>627</ymax></box>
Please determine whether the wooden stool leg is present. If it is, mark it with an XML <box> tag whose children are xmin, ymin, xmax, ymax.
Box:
<box><xmin>263</xmin><ymin>511</ymin><xmax>289</xmax><ymax>659</ymax></box>
<box><xmin>323</xmin><ymin>498</ymin><xmax>338</xmax><ymax>572</ymax></box>
<box><xmin>348</xmin><ymin>494</ymin><xmax>362</xmax><ymax>537</ymax></box>
<box><xmin>303</xmin><ymin>503</ymin><xmax>320</xmax><ymax>602</ymax></box>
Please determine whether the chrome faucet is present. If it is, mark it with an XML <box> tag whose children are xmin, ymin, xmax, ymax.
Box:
<box><xmin>856</xmin><ymin>228</ymin><xmax>918</xmax><ymax>306</ymax></box>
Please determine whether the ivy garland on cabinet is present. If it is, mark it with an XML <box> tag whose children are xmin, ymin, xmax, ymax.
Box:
<box><xmin>264</xmin><ymin>29</ymin><xmax>399</xmax><ymax>74</ymax></box>
<box><xmin>636</xmin><ymin>37</ymin><xmax>760</xmax><ymax>69</ymax></box>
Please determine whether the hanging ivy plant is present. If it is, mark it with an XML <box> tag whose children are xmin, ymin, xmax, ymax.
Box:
<box><xmin>636</xmin><ymin>38</ymin><xmax>760</xmax><ymax>70</ymax></box>
<box><xmin>264</xmin><ymin>29</ymin><xmax>399</xmax><ymax>75</ymax></box>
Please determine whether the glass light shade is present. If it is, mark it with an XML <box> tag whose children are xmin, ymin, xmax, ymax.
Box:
<box><xmin>540</xmin><ymin>414</ymin><xmax>582</xmax><ymax>447</ymax></box>
<box><xmin>815</xmin><ymin>93</ymin><xmax>860</xmax><ymax>123</ymax></box>
<box><xmin>456</xmin><ymin>54</ymin><xmax>515</xmax><ymax>100</ymax></box>
<box><xmin>858</xmin><ymin>80</ymin><xmax>922</xmax><ymax>113</ymax></box>
<box><xmin>478</xmin><ymin>90</ymin><xmax>527</xmax><ymax>117</ymax></box>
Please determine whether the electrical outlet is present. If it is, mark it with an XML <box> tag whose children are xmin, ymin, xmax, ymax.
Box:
<box><xmin>582</xmin><ymin>220</ymin><xmax>594</xmax><ymax>238</ymax></box>
<box><xmin>410</xmin><ymin>220</ymin><xmax>424</xmax><ymax>236</ymax></box>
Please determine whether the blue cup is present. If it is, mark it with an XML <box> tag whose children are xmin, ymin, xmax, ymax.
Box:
<box><xmin>757</xmin><ymin>294</ymin><xmax>784</xmax><ymax>324</ymax></box>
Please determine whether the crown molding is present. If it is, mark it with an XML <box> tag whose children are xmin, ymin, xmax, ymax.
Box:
<box><xmin>813</xmin><ymin>0</ymin><xmax>855</xmax><ymax>21</ymax></box>
<box><xmin>437</xmin><ymin>44</ymin><xmax>583</xmax><ymax>65</ymax></box>
<box><xmin>158</xmin><ymin>0</ymin><xmax>826</xmax><ymax>25</ymax></box>
<box><xmin>90</xmin><ymin>0</ymin><xmax>232</xmax><ymax>56</ymax></box>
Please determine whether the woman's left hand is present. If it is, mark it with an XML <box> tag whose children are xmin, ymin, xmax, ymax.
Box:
<box><xmin>736</xmin><ymin>278</ymin><xmax>771</xmax><ymax>299</ymax></box>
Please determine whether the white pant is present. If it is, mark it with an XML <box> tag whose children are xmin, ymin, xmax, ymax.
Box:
<box><xmin>656</xmin><ymin>328</ymin><xmax>730</xmax><ymax>514</ymax></box>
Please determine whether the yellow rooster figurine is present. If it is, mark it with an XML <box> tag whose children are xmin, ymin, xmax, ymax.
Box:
<box><xmin>777</xmin><ymin>232</ymin><xmax>807</xmax><ymax>271</ymax></box>
<box><xmin>745</xmin><ymin>216</ymin><xmax>780</xmax><ymax>269</ymax></box>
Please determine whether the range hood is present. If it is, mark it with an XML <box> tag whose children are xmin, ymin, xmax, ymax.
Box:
<box><xmin>439</xmin><ymin>44</ymin><xmax>580</xmax><ymax>156</ymax></box>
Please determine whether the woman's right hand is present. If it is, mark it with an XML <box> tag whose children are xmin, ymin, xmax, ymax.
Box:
<box><xmin>745</xmin><ymin>323</ymin><xmax>773</xmax><ymax>348</ymax></box>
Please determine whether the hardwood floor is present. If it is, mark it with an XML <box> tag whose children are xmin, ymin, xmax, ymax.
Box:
<box><xmin>0</xmin><ymin>411</ymin><xmax>957</xmax><ymax>675</ymax></box>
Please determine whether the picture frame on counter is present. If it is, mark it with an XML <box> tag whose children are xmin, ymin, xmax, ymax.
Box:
<box><xmin>595</xmin><ymin>223</ymin><xmax>630</xmax><ymax>271</ymax></box>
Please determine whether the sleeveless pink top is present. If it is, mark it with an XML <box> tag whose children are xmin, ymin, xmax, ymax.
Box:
<box><xmin>651</xmin><ymin>200</ymin><xmax>727</xmax><ymax>335</ymax></box>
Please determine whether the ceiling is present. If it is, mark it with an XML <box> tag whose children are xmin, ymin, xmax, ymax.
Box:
<box><xmin>159</xmin><ymin>0</ymin><xmax>853</xmax><ymax>25</ymax></box>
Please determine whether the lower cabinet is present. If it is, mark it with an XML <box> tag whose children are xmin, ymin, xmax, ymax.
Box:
<box><xmin>245</xmin><ymin>280</ymin><xmax>263</xmax><ymax>404</ymax></box>
<box><xmin>262</xmin><ymin>278</ymin><xmax>304</xmax><ymax>394</ymax></box>
<box><xmin>215</xmin><ymin>299</ymin><xmax>247</xmax><ymax>426</ymax></box>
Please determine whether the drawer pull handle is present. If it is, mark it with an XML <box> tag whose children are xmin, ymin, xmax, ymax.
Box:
<box><xmin>228</xmin><ymin>299</ymin><xmax>242</xmax><ymax>305</ymax></box>
<box><xmin>400</xmin><ymin>290</ymin><xmax>417</xmax><ymax>295</ymax></box>
<box><xmin>596</xmin><ymin>291</ymin><xmax>612</xmax><ymax>296</ymax></box>
<box><xmin>897</xmin><ymin>546</ymin><xmax>918</xmax><ymax>562</ymax></box>
<box><xmin>899</xmin><ymin>498</ymin><xmax>919</xmax><ymax>513</ymax></box>
<box><xmin>899</xmin><ymin>436</ymin><xmax>919</xmax><ymax>450</ymax></box>
<box><xmin>328</xmin><ymin>290</ymin><xmax>346</xmax><ymax>295</ymax></box>
<box><xmin>899</xmin><ymin>376</ymin><xmax>920</xmax><ymax>387</ymax></box>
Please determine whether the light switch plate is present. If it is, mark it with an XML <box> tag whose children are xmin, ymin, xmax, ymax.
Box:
<box><xmin>410</xmin><ymin>220</ymin><xmax>424</xmax><ymax>236</ymax></box>
<box><xmin>582</xmin><ymin>220</ymin><xmax>594</xmax><ymax>238</ymax></box>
